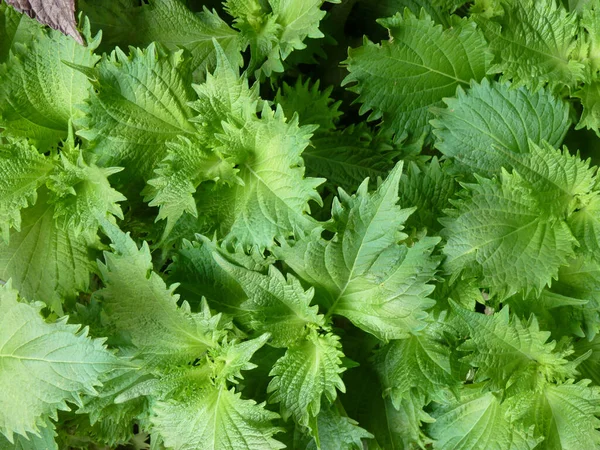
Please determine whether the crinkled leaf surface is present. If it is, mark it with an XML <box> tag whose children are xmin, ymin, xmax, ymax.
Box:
<box><xmin>0</xmin><ymin>283</ymin><xmax>118</xmax><ymax>442</ymax></box>
<box><xmin>343</xmin><ymin>10</ymin><xmax>489</xmax><ymax>137</ymax></box>
<box><xmin>276</xmin><ymin>163</ymin><xmax>440</xmax><ymax>340</ymax></box>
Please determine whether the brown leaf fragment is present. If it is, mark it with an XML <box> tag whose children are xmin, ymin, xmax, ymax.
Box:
<box><xmin>3</xmin><ymin>0</ymin><xmax>83</xmax><ymax>44</ymax></box>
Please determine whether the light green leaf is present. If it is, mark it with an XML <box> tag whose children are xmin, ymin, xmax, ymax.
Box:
<box><xmin>0</xmin><ymin>18</ymin><xmax>100</xmax><ymax>149</ymax></box>
<box><xmin>76</xmin><ymin>43</ymin><xmax>198</xmax><ymax>186</ymax></box>
<box><xmin>268</xmin><ymin>331</ymin><xmax>346</xmax><ymax>426</ymax></box>
<box><xmin>153</xmin><ymin>386</ymin><xmax>284</xmax><ymax>450</ymax></box>
<box><xmin>210</xmin><ymin>333</ymin><xmax>270</xmax><ymax>384</ymax></box>
<box><xmin>441</xmin><ymin>171</ymin><xmax>577</xmax><ymax>297</ymax></box>
<box><xmin>166</xmin><ymin>237</ymin><xmax>250</xmax><ymax>314</ymax></box>
<box><xmin>225</xmin><ymin>0</ymin><xmax>337</xmax><ymax>77</ymax></box>
<box><xmin>47</xmin><ymin>149</ymin><xmax>125</xmax><ymax>236</ymax></box>
<box><xmin>374</xmin><ymin>323</ymin><xmax>458</xmax><ymax>406</ymax></box>
<box><xmin>481</xmin><ymin>0</ymin><xmax>583</xmax><ymax>90</ymax></box>
<box><xmin>144</xmin><ymin>42</ymin><xmax>258</xmax><ymax>235</ymax></box>
<box><xmin>399</xmin><ymin>157</ymin><xmax>457</xmax><ymax>233</ymax></box>
<box><xmin>0</xmin><ymin>189</ymin><xmax>99</xmax><ymax>312</ymax></box>
<box><xmin>306</xmin><ymin>405</ymin><xmax>372</xmax><ymax>450</ymax></box>
<box><xmin>277</xmin><ymin>163</ymin><xmax>440</xmax><ymax>340</ymax></box>
<box><xmin>275</xmin><ymin>78</ymin><xmax>342</xmax><ymax>132</ymax></box>
<box><xmin>0</xmin><ymin>283</ymin><xmax>118</xmax><ymax>442</ymax></box>
<box><xmin>94</xmin><ymin>223</ymin><xmax>224</xmax><ymax>366</ymax></box>
<box><xmin>373</xmin><ymin>392</ymin><xmax>434</xmax><ymax>450</ymax></box>
<box><xmin>0</xmin><ymin>419</ymin><xmax>56</xmax><ymax>450</ymax></box>
<box><xmin>569</xmin><ymin>191</ymin><xmax>600</xmax><ymax>257</ymax></box>
<box><xmin>215</xmin><ymin>257</ymin><xmax>324</xmax><ymax>347</ymax></box>
<box><xmin>196</xmin><ymin>105</ymin><xmax>324</xmax><ymax>250</ymax></box>
<box><xmin>432</xmin><ymin>79</ymin><xmax>571</xmax><ymax>177</ymax></box>
<box><xmin>453</xmin><ymin>304</ymin><xmax>576</xmax><ymax>390</ymax></box>
<box><xmin>343</xmin><ymin>10</ymin><xmax>490</xmax><ymax>137</ymax></box>
<box><xmin>0</xmin><ymin>140</ymin><xmax>52</xmax><ymax>243</ymax></box>
<box><xmin>429</xmin><ymin>388</ymin><xmax>540</xmax><ymax>450</ymax></box>
<box><xmin>508</xmin><ymin>380</ymin><xmax>600</xmax><ymax>450</ymax></box>
<box><xmin>0</xmin><ymin>3</ymin><xmax>39</xmax><ymax>62</ymax></box>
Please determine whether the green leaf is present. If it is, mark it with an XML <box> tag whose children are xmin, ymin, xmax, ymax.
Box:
<box><xmin>343</xmin><ymin>10</ymin><xmax>490</xmax><ymax>137</ymax></box>
<box><xmin>76</xmin><ymin>43</ymin><xmax>198</xmax><ymax>186</ymax></box>
<box><xmin>0</xmin><ymin>18</ymin><xmax>100</xmax><ymax>149</ymax></box>
<box><xmin>373</xmin><ymin>392</ymin><xmax>434</xmax><ymax>450</ymax></box>
<box><xmin>306</xmin><ymin>405</ymin><xmax>373</xmax><ymax>450</ymax></box>
<box><xmin>0</xmin><ymin>282</ymin><xmax>118</xmax><ymax>442</ymax></box>
<box><xmin>0</xmin><ymin>3</ymin><xmax>39</xmax><ymax>62</ymax></box>
<box><xmin>508</xmin><ymin>380</ymin><xmax>600</xmax><ymax>450</ymax></box>
<box><xmin>268</xmin><ymin>331</ymin><xmax>346</xmax><ymax>426</ymax></box>
<box><xmin>399</xmin><ymin>157</ymin><xmax>457</xmax><ymax>233</ymax></box>
<box><xmin>225</xmin><ymin>0</ymin><xmax>337</xmax><ymax>77</ymax></box>
<box><xmin>374</xmin><ymin>322</ymin><xmax>459</xmax><ymax>406</ymax></box>
<box><xmin>0</xmin><ymin>140</ymin><xmax>52</xmax><ymax>243</ymax></box>
<box><xmin>452</xmin><ymin>304</ymin><xmax>576</xmax><ymax>390</ymax></box>
<box><xmin>0</xmin><ymin>189</ymin><xmax>99</xmax><ymax>312</ymax></box>
<box><xmin>196</xmin><ymin>104</ymin><xmax>324</xmax><ymax>250</ymax></box>
<box><xmin>0</xmin><ymin>420</ymin><xmax>56</xmax><ymax>450</ymax></box>
<box><xmin>144</xmin><ymin>43</ymin><xmax>257</xmax><ymax>235</ymax></box>
<box><xmin>304</xmin><ymin>124</ymin><xmax>398</xmax><ymax>193</ymax></box>
<box><xmin>167</xmin><ymin>237</ymin><xmax>250</xmax><ymax>313</ymax></box>
<box><xmin>94</xmin><ymin>223</ymin><xmax>224</xmax><ymax>366</ymax></box>
<box><xmin>47</xmin><ymin>148</ymin><xmax>125</xmax><ymax>236</ymax></box>
<box><xmin>574</xmin><ymin>335</ymin><xmax>600</xmax><ymax>385</ymax></box>
<box><xmin>277</xmin><ymin>163</ymin><xmax>441</xmax><ymax>340</ymax></box>
<box><xmin>429</xmin><ymin>388</ymin><xmax>540</xmax><ymax>450</ymax></box>
<box><xmin>481</xmin><ymin>0</ymin><xmax>583</xmax><ymax>90</ymax></box>
<box><xmin>569</xmin><ymin>190</ymin><xmax>600</xmax><ymax>257</ymax></box>
<box><xmin>432</xmin><ymin>79</ymin><xmax>571</xmax><ymax>177</ymax></box>
<box><xmin>574</xmin><ymin>82</ymin><xmax>600</xmax><ymax>136</ymax></box>
<box><xmin>133</xmin><ymin>0</ymin><xmax>242</xmax><ymax>78</ymax></box>
<box><xmin>215</xmin><ymin>257</ymin><xmax>324</xmax><ymax>347</ymax></box>
<box><xmin>152</xmin><ymin>386</ymin><xmax>284</xmax><ymax>450</ymax></box>
<box><xmin>210</xmin><ymin>333</ymin><xmax>270</xmax><ymax>384</ymax></box>
<box><xmin>441</xmin><ymin>171</ymin><xmax>577</xmax><ymax>297</ymax></box>
<box><xmin>275</xmin><ymin>78</ymin><xmax>342</xmax><ymax>132</ymax></box>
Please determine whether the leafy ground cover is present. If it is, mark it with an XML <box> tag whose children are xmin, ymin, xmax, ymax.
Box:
<box><xmin>2</xmin><ymin>0</ymin><xmax>600</xmax><ymax>448</ymax></box>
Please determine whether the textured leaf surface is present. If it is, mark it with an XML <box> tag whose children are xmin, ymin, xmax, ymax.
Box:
<box><xmin>268</xmin><ymin>331</ymin><xmax>345</xmax><ymax>426</ymax></box>
<box><xmin>453</xmin><ymin>304</ymin><xmax>574</xmax><ymax>390</ymax></box>
<box><xmin>216</xmin><ymin>258</ymin><xmax>324</xmax><ymax>347</ymax></box>
<box><xmin>196</xmin><ymin>105</ymin><xmax>323</xmax><ymax>250</ymax></box>
<box><xmin>0</xmin><ymin>19</ymin><xmax>99</xmax><ymax>149</ymax></box>
<box><xmin>0</xmin><ymin>283</ymin><xmax>117</xmax><ymax>442</ymax></box>
<box><xmin>47</xmin><ymin>149</ymin><xmax>125</xmax><ymax>236</ymax></box>
<box><xmin>399</xmin><ymin>158</ymin><xmax>457</xmax><ymax>232</ymax></box>
<box><xmin>429</xmin><ymin>389</ymin><xmax>540</xmax><ymax>450</ymax></box>
<box><xmin>432</xmin><ymin>79</ymin><xmax>571</xmax><ymax>177</ymax></box>
<box><xmin>94</xmin><ymin>224</ymin><xmax>223</xmax><ymax>366</ymax></box>
<box><xmin>343</xmin><ymin>10</ymin><xmax>489</xmax><ymax>136</ymax></box>
<box><xmin>306</xmin><ymin>406</ymin><xmax>372</xmax><ymax>450</ymax></box>
<box><xmin>508</xmin><ymin>380</ymin><xmax>600</xmax><ymax>450</ymax></box>
<box><xmin>482</xmin><ymin>0</ymin><xmax>583</xmax><ymax>89</ymax></box>
<box><xmin>153</xmin><ymin>386</ymin><xmax>284</xmax><ymax>450</ymax></box>
<box><xmin>77</xmin><ymin>43</ymin><xmax>197</xmax><ymax>185</ymax></box>
<box><xmin>0</xmin><ymin>140</ymin><xmax>52</xmax><ymax>243</ymax></box>
<box><xmin>277</xmin><ymin>163</ymin><xmax>440</xmax><ymax>340</ymax></box>
<box><xmin>375</xmin><ymin>324</ymin><xmax>458</xmax><ymax>406</ymax></box>
<box><xmin>0</xmin><ymin>189</ymin><xmax>98</xmax><ymax>312</ymax></box>
<box><xmin>305</xmin><ymin>125</ymin><xmax>397</xmax><ymax>192</ymax></box>
<box><xmin>133</xmin><ymin>0</ymin><xmax>242</xmax><ymax>77</ymax></box>
<box><xmin>441</xmin><ymin>171</ymin><xmax>577</xmax><ymax>297</ymax></box>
